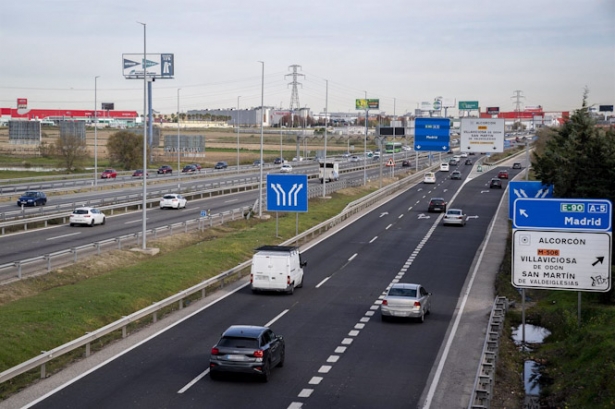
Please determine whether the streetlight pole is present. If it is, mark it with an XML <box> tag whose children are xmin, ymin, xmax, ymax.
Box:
<box><xmin>364</xmin><ymin>91</ymin><xmax>368</xmax><ymax>185</ymax></box>
<box><xmin>236</xmin><ymin>96</ymin><xmax>241</xmax><ymax>170</ymax></box>
<box><xmin>258</xmin><ymin>61</ymin><xmax>264</xmax><ymax>218</ymax></box>
<box><xmin>177</xmin><ymin>88</ymin><xmax>181</xmax><ymax>182</ymax></box>
<box><xmin>94</xmin><ymin>76</ymin><xmax>99</xmax><ymax>188</ymax></box>
<box><xmin>138</xmin><ymin>21</ymin><xmax>147</xmax><ymax>250</ymax></box>
<box><xmin>323</xmin><ymin>80</ymin><xmax>328</xmax><ymax>198</ymax></box>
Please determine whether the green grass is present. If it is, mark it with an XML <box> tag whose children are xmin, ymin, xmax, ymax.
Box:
<box><xmin>0</xmin><ymin>186</ymin><xmax>374</xmax><ymax>398</ymax></box>
<box><xmin>494</xmin><ymin>226</ymin><xmax>615</xmax><ymax>408</ymax></box>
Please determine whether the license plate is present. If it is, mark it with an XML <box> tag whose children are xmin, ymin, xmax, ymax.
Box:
<box><xmin>226</xmin><ymin>354</ymin><xmax>246</xmax><ymax>361</ymax></box>
<box><xmin>255</xmin><ymin>276</ymin><xmax>268</xmax><ymax>280</ymax></box>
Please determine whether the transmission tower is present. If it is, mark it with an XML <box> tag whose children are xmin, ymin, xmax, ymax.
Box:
<box><xmin>511</xmin><ymin>90</ymin><xmax>525</xmax><ymax>128</ymax></box>
<box><xmin>286</xmin><ymin>65</ymin><xmax>305</xmax><ymax>111</ymax></box>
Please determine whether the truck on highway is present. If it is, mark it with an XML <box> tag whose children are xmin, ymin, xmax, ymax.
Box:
<box><xmin>250</xmin><ymin>246</ymin><xmax>306</xmax><ymax>295</ymax></box>
<box><xmin>319</xmin><ymin>161</ymin><xmax>339</xmax><ymax>183</ymax></box>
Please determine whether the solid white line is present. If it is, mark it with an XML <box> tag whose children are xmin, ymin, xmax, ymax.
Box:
<box><xmin>369</xmin><ymin>236</ymin><xmax>378</xmax><ymax>243</ymax></box>
<box><xmin>46</xmin><ymin>232</ymin><xmax>81</xmax><ymax>241</ymax></box>
<box><xmin>125</xmin><ymin>218</ymin><xmax>149</xmax><ymax>225</ymax></box>
<box><xmin>421</xmin><ymin>192</ymin><xmax>504</xmax><ymax>409</ymax></box>
<box><xmin>315</xmin><ymin>277</ymin><xmax>330</xmax><ymax>288</ymax></box>
<box><xmin>177</xmin><ymin>369</ymin><xmax>209</xmax><ymax>393</ymax></box>
<box><xmin>266</xmin><ymin>309</ymin><xmax>290</xmax><ymax>327</ymax></box>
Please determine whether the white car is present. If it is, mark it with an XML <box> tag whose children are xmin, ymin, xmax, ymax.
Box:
<box><xmin>292</xmin><ymin>156</ymin><xmax>304</xmax><ymax>162</ymax></box>
<box><xmin>350</xmin><ymin>156</ymin><xmax>360</xmax><ymax>162</ymax></box>
<box><xmin>460</xmin><ymin>152</ymin><xmax>468</xmax><ymax>158</ymax></box>
<box><xmin>440</xmin><ymin>163</ymin><xmax>450</xmax><ymax>172</ymax></box>
<box><xmin>423</xmin><ymin>172</ymin><xmax>436</xmax><ymax>184</ymax></box>
<box><xmin>69</xmin><ymin>207</ymin><xmax>106</xmax><ymax>227</ymax></box>
<box><xmin>280</xmin><ymin>164</ymin><xmax>293</xmax><ymax>173</ymax></box>
<box><xmin>160</xmin><ymin>193</ymin><xmax>187</xmax><ymax>209</ymax></box>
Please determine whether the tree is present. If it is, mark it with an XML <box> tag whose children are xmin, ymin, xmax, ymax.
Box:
<box><xmin>532</xmin><ymin>92</ymin><xmax>615</xmax><ymax>303</ymax></box>
<box><xmin>55</xmin><ymin>134</ymin><xmax>88</xmax><ymax>172</ymax></box>
<box><xmin>106</xmin><ymin>130</ymin><xmax>148</xmax><ymax>170</ymax></box>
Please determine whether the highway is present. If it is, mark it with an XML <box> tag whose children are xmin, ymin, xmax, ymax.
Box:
<box><xmin>21</xmin><ymin>161</ymin><xmax>523</xmax><ymax>409</ymax></box>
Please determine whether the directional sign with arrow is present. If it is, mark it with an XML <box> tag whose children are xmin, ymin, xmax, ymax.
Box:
<box><xmin>508</xmin><ymin>181</ymin><xmax>553</xmax><ymax>220</ymax></box>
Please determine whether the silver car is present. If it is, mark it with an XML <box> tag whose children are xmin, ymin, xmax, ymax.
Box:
<box><xmin>443</xmin><ymin>208</ymin><xmax>467</xmax><ymax>226</ymax></box>
<box><xmin>380</xmin><ymin>283</ymin><xmax>432</xmax><ymax>323</ymax></box>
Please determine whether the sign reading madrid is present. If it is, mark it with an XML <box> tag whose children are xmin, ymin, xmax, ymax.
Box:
<box><xmin>266</xmin><ymin>174</ymin><xmax>308</xmax><ymax>212</ymax></box>
<box><xmin>513</xmin><ymin>198</ymin><xmax>612</xmax><ymax>231</ymax></box>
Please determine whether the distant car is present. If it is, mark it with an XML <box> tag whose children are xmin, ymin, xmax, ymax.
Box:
<box><xmin>402</xmin><ymin>160</ymin><xmax>411</xmax><ymax>167</ymax></box>
<box><xmin>350</xmin><ymin>156</ymin><xmax>360</xmax><ymax>162</ymax></box>
<box><xmin>468</xmin><ymin>152</ymin><xmax>476</xmax><ymax>155</ymax></box>
<box><xmin>273</xmin><ymin>157</ymin><xmax>284</xmax><ymax>165</ymax></box>
<box><xmin>373</xmin><ymin>154</ymin><xmax>381</xmax><ymax>161</ymax></box>
<box><xmin>132</xmin><ymin>169</ymin><xmax>148</xmax><ymax>178</ymax></box>
<box><xmin>280</xmin><ymin>164</ymin><xmax>293</xmax><ymax>173</ymax></box>
<box><xmin>253</xmin><ymin>159</ymin><xmax>263</xmax><ymax>167</ymax></box>
<box><xmin>460</xmin><ymin>152</ymin><xmax>468</xmax><ymax>158</ymax></box>
<box><xmin>489</xmin><ymin>178</ymin><xmax>503</xmax><ymax>189</ymax></box>
<box><xmin>512</xmin><ymin>162</ymin><xmax>522</xmax><ymax>169</ymax></box>
<box><xmin>443</xmin><ymin>208</ymin><xmax>467</xmax><ymax>226</ymax></box>
<box><xmin>341</xmin><ymin>152</ymin><xmax>351</xmax><ymax>158</ymax></box>
<box><xmin>292</xmin><ymin>156</ymin><xmax>304</xmax><ymax>162</ymax></box>
<box><xmin>214</xmin><ymin>161</ymin><xmax>228</xmax><ymax>169</ymax></box>
<box><xmin>451</xmin><ymin>170</ymin><xmax>462</xmax><ymax>180</ymax></box>
<box><xmin>440</xmin><ymin>163</ymin><xmax>449</xmax><ymax>172</ymax></box>
<box><xmin>160</xmin><ymin>193</ymin><xmax>187</xmax><ymax>209</ymax></box>
<box><xmin>449</xmin><ymin>158</ymin><xmax>458</xmax><ymax>166</ymax></box>
<box><xmin>209</xmin><ymin>325</ymin><xmax>285</xmax><ymax>382</ymax></box>
<box><xmin>100</xmin><ymin>169</ymin><xmax>117</xmax><ymax>179</ymax></box>
<box><xmin>428</xmin><ymin>197</ymin><xmax>447</xmax><ymax>213</ymax></box>
<box><xmin>157</xmin><ymin>165</ymin><xmax>173</xmax><ymax>174</ymax></box>
<box><xmin>380</xmin><ymin>283</ymin><xmax>432</xmax><ymax>323</ymax></box>
<box><xmin>69</xmin><ymin>207</ymin><xmax>106</xmax><ymax>227</ymax></box>
<box><xmin>465</xmin><ymin>159</ymin><xmax>473</xmax><ymax>165</ymax></box>
<box><xmin>497</xmin><ymin>170</ymin><xmax>509</xmax><ymax>179</ymax></box>
<box><xmin>182</xmin><ymin>165</ymin><xmax>197</xmax><ymax>173</ymax></box>
<box><xmin>17</xmin><ymin>191</ymin><xmax>47</xmax><ymax>206</ymax></box>
<box><xmin>190</xmin><ymin>163</ymin><xmax>202</xmax><ymax>171</ymax></box>
<box><xmin>423</xmin><ymin>172</ymin><xmax>436</xmax><ymax>184</ymax></box>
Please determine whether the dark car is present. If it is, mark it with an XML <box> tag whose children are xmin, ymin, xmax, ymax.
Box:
<box><xmin>497</xmin><ymin>170</ymin><xmax>509</xmax><ymax>179</ymax></box>
<box><xmin>209</xmin><ymin>325</ymin><xmax>285</xmax><ymax>382</ymax></box>
<box><xmin>182</xmin><ymin>165</ymin><xmax>197</xmax><ymax>173</ymax></box>
<box><xmin>428</xmin><ymin>197</ymin><xmax>447</xmax><ymax>213</ymax></box>
<box><xmin>490</xmin><ymin>178</ymin><xmax>503</xmax><ymax>189</ymax></box>
<box><xmin>273</xmin><ymin>157</ymin><xmax>284</xmax><ymax>165</ymax></box>
<box><xmin>512</xmin><ymin>162</ymin><xmax>522</xmax><ymax>169</ymax></box>
<box><xmin>465</xmin><ymin>159</ymin><xmax>473</xmax><ymax>165</ymax></box>
<box><xmin>157</xmin><ymin>165</ymin><xmax>173</xmax><ymax>174</ymax></box>
<box><xmin>100</xmin><ymin>169</ymin><xmax>117</xmax><ymax>179</ymax></box>
<box><xmin>190</xmin><ymin>163</ymin><xmax>202</xmax><ymax>171</ymax></box>
<box><xmin>214</xmin><ymin>161</ymin><xmax>228</xmax><ymax>169</ymax></box>
<box><xmin>451</xmin><ymin>170</ymin><xmax>462</xmax><ymax>180</ymax></box>
<box><xmin>17</xmin><ymin>191</ymin><xmax>47</xmax><ymax>206</ymax></box>
<box><xmin>401</xmin><ymin>160</ymin><xmax>411</xmax><ymax>167</ymax></box>
<box><xmin>132</xmin><ymin>169</ymin><xmax>148</xmax><ymax>178</ymax></box>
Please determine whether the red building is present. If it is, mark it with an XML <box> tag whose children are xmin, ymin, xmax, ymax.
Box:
<box><xmin>0</xmin><ymin>107</ymin><xmax>138</xmax><ymax>123</ymax></box>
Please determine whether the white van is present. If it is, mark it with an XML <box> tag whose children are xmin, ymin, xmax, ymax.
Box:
<box><xmin>250</xmin><ymin>246</ymin><xmax>306</xmax><ymax>294</ymax></box>
<box><xmin>440</xmin><ymin>163</ymin><xmax>450</xmax><ymax>172</ymax></box>
<box><xmin>319</xmin><ymin>161</ymin><xmax>339</xmax><ymax>183</ymax></box>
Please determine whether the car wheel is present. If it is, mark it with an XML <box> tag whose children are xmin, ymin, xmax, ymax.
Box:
<box><xmin>381</xmin><ymin>314</ymin><xmax>389</xmax><ymax>322</ymax></box>
<box><xmin>287</xmin><ymin>284</ymin><xmax>294</xmax><ymax>295</ymax></box>
<box><xmin>277</xmin><ymin>346</ymin><xmax>285</xmax><ymax>367</ymax></box>
<box><xmin>70</xmin><ymin>223</ymin><xmax>74</xmax><ymax>227</ymax></box>
<box><xmin>34</xmin><ymin>201</ymin><xmax>38</xmax><ymax>207</ymax></box>
<box><xmin>101</xmin><ymin>217</ymin><xmax>106</xmax><ymax>226</ymax></box>
<box><xmin>418</xmin><ymin>312</ymin><xmax>425</xmax><ymax>323</ymax></box>
<box><xmin>261</xmin><ymin>360</ymin><xmax>271</xmax><ymax>382</ymax></box>
<box><xmin>90</xmin><ymin>220</ymin><xmax>95</xmax><ymax>227</ymax></box>
<box><xmin>209</xmin><ymin>370</ymin><xmax>220</xmax><ymax>381</ymax></box>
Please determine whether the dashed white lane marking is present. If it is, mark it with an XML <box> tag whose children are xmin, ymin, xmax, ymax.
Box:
<box><xmin>318</xmin><ymin>365</ymin><xmax>332</xmax><ymax>373</ymax></box>
<box><xmin>265</xmin><ymin>309</ymin><xmax>289</xmax><ymax>327</ymax></box>
<box><xmin>309</xmin><ymin>376</ymin><xmax>323</xmax><ymax>385</ymax></box>
<box><xmin>47</xmin><ymin>232</ymin><xmax>81</xmax><ymax>240</ymax></box>
<box><xmin>288</xmin><ymin>402</ymin><xmax>303</xmax><ymax>408</ymax></box>
<box><xmin>369</xmin><ymin>236</ymin><xmax>378</xmax><ymax>243</ymax></box>
<box><xmin>348</xmin><ymin>330</ymin><xmax>359</xmax><ymax>336</ymax></box>
<box><xmin>335</xmin><ymin>346</ymin><xmax>347</xmax><ymax>353</ymax></box>
<box><xmin>298</xmin><ymin>389</ymin><xmax>313</xmax><ymax>397</ymax></box>
<box><xmin>315</xmin><ymin>277</ymin><xmax>330</xmax><ymax>288</ymax></box>
<box><xmin>341</xmin><ymin>338</ymin><xmax>353</xmax><ymax>345</ymax></box>
<box><xmin>398</xmin><ymin>214</ymin><xmax>404</xmax><ymax>219</ymax></box>
<box><xmin>224</xmin><ymin>198</ymin><xmax>238</xmax><ymax>203</ymax></box>
<box><xmin>354</xmin><ymin>323</ymin><xmax>365</xmax><ymax>329</ymax></box>
<box><xmin>348</xmin><ymin>253</ymin><xmax>358</xmax><ymax>262</ymax></box>
<box><xmin>327</xmin><ymin>355</ymin><xmax>340</xmax><ymax>363</ymax></box>
<box><xmin>386</xmin><ymin>224</ymin><xmax>393</xmax><ymax>230</ymax></box>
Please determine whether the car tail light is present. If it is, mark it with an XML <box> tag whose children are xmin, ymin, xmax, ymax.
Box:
<box><xmin>253</xmin><ymin>350</ymin><xmax>264</xmax><ymax>358</ymax></box>
<box><xmin>382</xmin><ymin>300</ymin><xmax>388</xmax><ymax>306</ymax></box>
<box><xmin>287</xmin><ymin>275</ymin><xmax>291</xmax><ymax>285</ymax></box>
<box><xmin>414</xmin><ymin>301</ymin><xmax>421</xmax><ymax>308</ymax></box>
<box><xmin>250</xmin><ymin>274</ymin><xmax>254</xmax><ymax>284</ymax></box>
<box><xmin>211</xmin><ymin>347</ymin><xmax>220</xmax><ymax>355</ymax></box>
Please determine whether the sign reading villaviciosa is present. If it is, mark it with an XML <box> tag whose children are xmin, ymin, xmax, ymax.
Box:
<box><xmin>512</xmin><ymin>231</ymin><xmax>611</xmax><ymax>291</ymax></box>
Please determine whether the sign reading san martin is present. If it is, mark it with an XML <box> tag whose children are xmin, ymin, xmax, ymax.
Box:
<box><xmin>512</xmin><ymin>230</ymin><xmax>611</xmax><ymax>292</ymax></box>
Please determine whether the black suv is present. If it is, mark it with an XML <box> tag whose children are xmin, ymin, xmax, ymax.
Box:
<box><xmin>157</xmin><ymin>165</ymin><xmax>173</xmax><ymax>174</ymax></box>
<box><xmin>214</xmin><ymin>161</ymin><xmax>228</xmax><ymax>169</ymax></box>
<box><xmin>17</xmin><ymin>191</ymin><xmax>47</xmax><ymax>206</ymax></box>
<box><xmin>512</xmin><ymin>162</ymin><xmax>522</xmax><ymax>169</ymax></box>
<box><xmin>489</xmin><ymin>178</ymin><xmax>503</xmax><ymax>189</ymax></box>
<box><xmin>210</xmin><ymin>325</ymin><xmax>285</xmax><ymax>382</ymax></box>
<box><xmin>428</xmin><ymin>197</ymin><xmax>447</xmax><ymax>213</ymax></box>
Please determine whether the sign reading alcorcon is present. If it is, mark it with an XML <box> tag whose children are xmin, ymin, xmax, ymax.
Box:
<box><xmin>460</xmin><ymin>118</ymin><xmax>505</xmax><ymax>153</ymax></box>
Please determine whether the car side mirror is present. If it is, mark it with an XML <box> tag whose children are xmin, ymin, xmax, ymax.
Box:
<box><xmin>301</xmin><ymin>261</ymin><xmax>307</xmax><ymax>267</ymax></box>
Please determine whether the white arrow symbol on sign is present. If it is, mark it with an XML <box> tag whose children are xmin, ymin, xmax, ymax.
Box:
<box><xmin>519</xmin><ymin>209</ymin><xmax>529</xmax><ymax>217</ymax></box>
<box><xmin>513</xmin><ymin>188</ymin><xmax>528</xmax><ymax>198</ymax></box>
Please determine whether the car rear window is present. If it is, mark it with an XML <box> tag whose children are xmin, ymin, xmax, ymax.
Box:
<box><xmin>73</xmin><ymin>209</ymin><xmax>89</xmax><ymax>215</ymax></box>
<box><xmin>218</xmin><ymin>337</ymin><xmax>259</xmax><ymax>349</ymax></box>
<box><xmin>388</xmin><ymin>288</ymin><xmax>417</xmax><ymax>297</ymax></box>
<box><xmin>163</xmin><ymin>195</ymin><xmax>176</xmax><ymax>199</ymax></box>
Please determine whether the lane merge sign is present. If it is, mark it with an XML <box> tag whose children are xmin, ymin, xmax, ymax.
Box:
<box><xmin>266</xmin><ymin>174</ymin><xmax>308</xmax><ymax>212</ymax></box>
<box><xmin>513</xmin><ymin>198</ymin><xmax>612</xmax><ymax>232</ymax></box>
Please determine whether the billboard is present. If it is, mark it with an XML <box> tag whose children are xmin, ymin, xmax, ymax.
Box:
<box><xmin>459</xmin><ymin>101</ymin><xmax>479</xmax><ymax>110</ymax></box>
<box><xmin>460</xmin><ymin>118</ymin><xmax>504</xmax><ymax>153</ymax></box>
<box><xmin>17</xmin><ymin>98</ymin><xmax>27</xmax><ymax>109</ymax></box>
<box><xmin>441</xmin><ymin>98</ymin><xmax>456</xmax><ymax>108</ymax></box>
<box><xmin>486</xmin><ymin>107</ymin><xmax>500</xmax><ymax>115</ymax></box>
<box><xmin>122</xmin><ymin>53</ymin><xmax>175</xmax><ymax>79</ymax></box>
<box><xmin>355</xmin><ymin>99</ymin><xmax>380</xmax><ymax>110</ymax></box>
<box><xmin>101</xmin><ymin>102</ymin><xmax>115</xmax><ymax>110</ymax></box>
<box><xmin>599</xmin><ymin>105</ymin><xmax>614</xmax><ymax>112</ymax></box>
<box><xmin>378</xmin><ymin>126</ymin><xmax>405</xmax><ymax>136</ymax></box>
<box><xmin>420</xmin><ymin>101</ymin><xmax>433</xmax><ymax>111</ymax></box>
<box><xmin>414</xmin><ymin>118</ymin><xmax>450</xmax><ymax>151</ymax></box>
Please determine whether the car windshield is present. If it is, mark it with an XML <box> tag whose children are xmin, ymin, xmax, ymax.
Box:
<box><xmin>388</xmin><ymin>288</ymin><xmax>417</xmax><ymax>297</ymax></box>
<box><xmin>217</xmin><ymin>337</ymin><xmax>259</xmax><ymax>349</ymax></box>
<box><xmin>23</xmin><ymin>192</ymin><xmax>38</xmax><ymax>197</ymax></box>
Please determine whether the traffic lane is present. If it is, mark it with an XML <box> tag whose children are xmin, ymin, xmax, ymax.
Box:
<box><xmin>29</xmin><ymin>179</ymin><xmax>435</xmax><ymax>408</ymax></box>
<box><xmin>0</xmin><ymin>191</ymin><xmax>257</xmax><ymax>263</ymax></box>
<box><xmin>295</xmin><ymin>177</ymin><xmax>506</xmax><ymax>408</ymax></box>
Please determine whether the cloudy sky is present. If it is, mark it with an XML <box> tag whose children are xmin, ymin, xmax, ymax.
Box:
<box><xmin>1</xmin><ymin>0</ymin><xmax>613</xmax><ymax>116</ymax></box>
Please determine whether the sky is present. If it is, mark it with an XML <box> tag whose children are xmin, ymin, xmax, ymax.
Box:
<box><xmin>1</xmin><ymin>0</ymin><xmax>614</xmax><ymax>117</ymax></box>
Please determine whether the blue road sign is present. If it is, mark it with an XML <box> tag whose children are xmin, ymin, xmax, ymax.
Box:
<box><xmin>200</xmin><ymin>210</ymin><xmax>208</xmax><ymax>217</ymax></box>
<box><xmin>508</xmin><ymin>181</ymin><xmax>553</xmax><ymax>220</ymax></box>
<box><xmin>267</xmin><ymin>174</ymin><xmax>308</xmax><ymax>212</ymax></box>
<box><xmin>513</xmin><ymin>198</ymin><xmax>612</xmax><ymax>231</ymax></box>
<box><xmin>414</xmin><ymin>118</ymin><xmax>450</xmax><ymax>152</ymax></box>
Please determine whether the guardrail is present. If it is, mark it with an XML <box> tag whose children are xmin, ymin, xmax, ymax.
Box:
<box><xmin>468</xmin><ymin>296</ymin><xmax>508</xmax><ymax>409</ymax></box>
<box><xmin>0</xmin><ymin>165</ymin><xmax>434</xmax><ymax>386</ymax></box>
